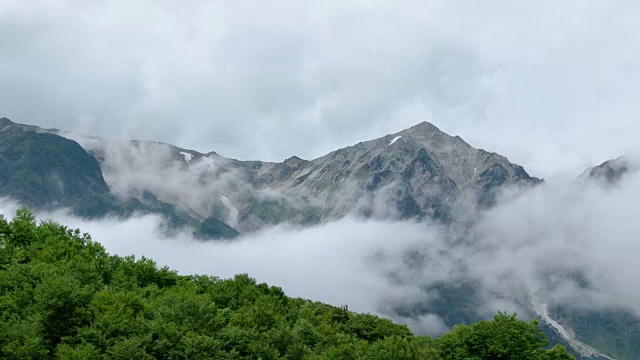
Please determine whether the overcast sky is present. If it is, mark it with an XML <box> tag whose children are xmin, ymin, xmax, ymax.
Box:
<box><xmin>1</xmin><ymin>0</ymin><xmax>639</xmax><ymax>177</ymax></box>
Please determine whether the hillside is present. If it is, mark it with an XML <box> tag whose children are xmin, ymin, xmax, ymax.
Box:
<box><xmin>581</xmin><ymin>157</ymin><xmax>635</xmax><ymax>185</ymax></box>
<box><xmin>0</xmin><ymin>208</ymin><xmax>573</xmax><ymax>359</ymax></box>
<box><xmin>0</xmin><ymin>117</ymin><xmax>120</xmax><ymax>217</ymax></box>
<box><xmin>0</xmin><ymin>118</ymin><xmax>237</xmax><ymax>239</ymax></box>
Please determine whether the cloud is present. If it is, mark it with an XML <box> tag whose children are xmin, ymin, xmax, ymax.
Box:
<box><xmin>83</xmin><ymin>140</ymin><xmax>250</xmax><ymax>220</ymax></box>
<box><xmin>3</xmin><ymin>166</ymin><xmax>640</xmax><ymax>338</ymax></box>
<box><xmin>471</xmin><ymin>174</ymin><xmax>640</xmax><ymax>314</ymax></box>
<box><xmin>3</xmin><ymin>1</ymin><xmax>639</xmax><ymax>177</ymax></box>
<box><xmin>0</xmin><ymin>197</ymin><xmax>450</xmax><ymax>333</ymax></box>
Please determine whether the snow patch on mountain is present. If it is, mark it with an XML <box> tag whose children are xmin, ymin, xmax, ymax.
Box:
<box><xmin>180</xmin><ymin>152</ymin><xmax>193</xmax><ymax>164</ymax></box>
<box><xmin>389</xmin><ymin>136</ymin><xmax>402</xmax><ymax>146</ymax></box>
<box><xmin>221</xmin><ymin>195</ymin><xmax>239</xmax><ymax>228</ymax></box>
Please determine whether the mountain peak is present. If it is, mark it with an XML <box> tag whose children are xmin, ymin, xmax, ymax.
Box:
<box><xmin>404</xmin><ymin>121</ymin><xmax>442</xmax><ymax>135</ymax></box>
<box><xmin>582</xmin><ymin>156</ymin><xmax>634</xmax><ymax>184</ymax></box>
<box><xmin>284</xmin><ymin>156</ymin><xmax>307</xmax><ymax>167</ymax></box>
<box><xmin>397</xmin><ymin>121</ymin><xmax>463</xmax><ymax>149</ymax></box>
<box><xmin>0</xmin><ymin>117</ymin><xmax>541</xmax><ymax>229</ymax></box>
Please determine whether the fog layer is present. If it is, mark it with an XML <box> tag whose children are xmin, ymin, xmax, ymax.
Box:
<box><xmin>2</xmin><ymin>169</ymin><xmax>639</xmax><ymax>335</ymax></box>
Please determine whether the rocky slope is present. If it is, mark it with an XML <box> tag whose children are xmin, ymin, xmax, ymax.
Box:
<box><xmin>0</xmin><ymin>117</ymin><xmax>237</xmax><ymax>238</ymax></box>
<box><xmin>56</xmin><ymin>120</ymin><xmax>542</xmax><ymax>232</ymax></box>
<box><xmin>0</xmin><ymin>116</ymin><xmax>543</xmax><ymax>234</ymax></box>
<box><xmin>581</xmin><ymin>156</ymin><xmax>635</xmax><ymax>185</ymax></box>
<box><xmin>266</xmin><ymin>121</ymin><xmax>541</xmax><ymax>221</ymax></box>
<box><xmin>0</xmin><ymin>117</ymin><xmax>121</xmax><ymax>217</ymax></box>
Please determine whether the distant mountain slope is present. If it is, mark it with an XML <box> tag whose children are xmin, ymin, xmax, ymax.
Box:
<box><xmin>581</xmin><ymin>156</ymin><xmax>635</xmax><ymax>184</ymax></box>
<box><xmin>269</xmin><ymin>121</ymin><xmax>542</xmax><ymax>222</ymax></box>
<box><xmin>0</xmin><ymin>118</ymin><xmax>237</xmax><ymax>239</ymax></box>
<box><xmin>549</xmin><ymin>305</ymin><xmax>640</xmax><ymax>360</ymax></box>
<box><xmin>0</xmin><ymin>116</ymin><xmax>542</xmax><ymax>233</ymax></box>
<box><xmin>58</xmin><ymin>120</ymin><xmax>542</xmax><ymax>232</ymax></box>
<box><xmin>0</xmin><ymin>117</ymin><xmax>121</xmax><ymax>217</ymax></box>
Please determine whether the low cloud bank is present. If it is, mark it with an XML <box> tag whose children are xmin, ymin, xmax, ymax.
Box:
<box><xmin>2</xmin><ymin>169</ymin><xmax>640</xmax><ymax>335</ymax></box>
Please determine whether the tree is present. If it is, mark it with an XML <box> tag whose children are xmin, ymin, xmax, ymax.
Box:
<box><xmin>0</xmin><ymin>209</ymin><xmax>574</xmax><ymax>359</ymax></box>
<box><xmin>437</xmin><ymin>312</ymin><xmax>573</xmax><ymax>359</ymax></box>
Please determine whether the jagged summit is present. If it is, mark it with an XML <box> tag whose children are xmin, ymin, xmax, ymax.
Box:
<box><xmin>582</xmin><ymin>156</ymin><xmax>635</xmax><ymax>184</ymax></box>
<box><xmin>403</xmin><ymin>120</ymin><xmax>442</xmax><ymax>134</ymax></box>
<box><xmin>397</xmin><ymin>121</ymin><xmax>472</xmax><ymax>150</ymax></box>
<box><xmin>253</xmin><ymin>121</ymin><xmax>542</xmax><ymax>223</ymax></box>
<box><xmin>397</xmin><ymin>121</ymin><xmax>468</xmax><ymax>146</ymax></box>
<box><xmin>0</xmin><ymin>117</ymin><xmax>20</xmax><ymax>131</ymax></box>
<box><xmin>0</xmin><ymin>118</ymin><xmax>541</xmax><ymax>231</ymax></box>
<box><xmin>283</xmin><ymin>156</ymin><xmax>308</xmax><ymax>167</ymax></box>
<box><xmin>0</xmin><ymin>116</ymin><xmax>62</xmax><ymax>136</ymax></box>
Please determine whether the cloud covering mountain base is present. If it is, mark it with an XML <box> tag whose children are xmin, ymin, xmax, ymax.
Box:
<box><xmin>2</xmin><ymin>169</ymin><xmax>640</xmax><ymax>337</ymax></box>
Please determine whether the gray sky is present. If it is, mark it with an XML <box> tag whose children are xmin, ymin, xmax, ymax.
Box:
<box><xmin>1</xmin><ymin>0</ymin><xmax>639</xmax><ymax>177</ymax></box>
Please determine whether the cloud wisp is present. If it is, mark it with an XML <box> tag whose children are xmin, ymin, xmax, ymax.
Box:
<box><xmin>2</xmin><ymin>166</ymin><xmax>640</xmax><ymax>336</ymax></box>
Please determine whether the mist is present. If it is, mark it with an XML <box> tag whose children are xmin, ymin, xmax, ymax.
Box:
<box><xmin>76</xmin><ymin>139</ymin><xmax>250</xmax><ymax>220</ymax></box>
<box><xmin>2</xmin><ymin>166</ymin><xmax>640</xmax><ymax>336</ymax></box>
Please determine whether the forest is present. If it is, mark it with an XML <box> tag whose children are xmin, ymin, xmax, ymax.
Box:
<box><xmin>0</xmin><ymin>208</ymin><xmax>573</xmax><ymax>359</ymax></box>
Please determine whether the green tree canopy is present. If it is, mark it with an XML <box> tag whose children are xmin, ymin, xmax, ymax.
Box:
<box><xmin>0</xmin><ymin>209</ymin><xmax>574</xmax><ymax>359</ymax></box>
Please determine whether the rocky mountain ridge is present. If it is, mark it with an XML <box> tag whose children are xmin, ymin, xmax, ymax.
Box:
<box><xmin>11</xmin><ymin>116</ymin><xmax>638</xmax><ymax>237</ymax></box>
<box><xmin>581</xmin><ymin>156</ymin><xmax>636</xmax><ymax>184</ymax></box>
<box><xmin>0</xmin><ymin>117</ymin><xmax>238</xmax><ymax>238</ymax></box>
<box><xmin>30</xmin><ymin>118</ymin><xmax>543</xmax><ymax>233</ymax></box>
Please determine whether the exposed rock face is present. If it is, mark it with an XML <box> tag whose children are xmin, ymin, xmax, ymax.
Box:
<box><xmin>0</xmin><ymin>118</ymin><xmax>120</xmax><ymax>217</ymax></box>
<box><xmin>581</xmin><ymin>156</ymin><xmax>635</xmax><ymax>185</ymax></box>
<box><xmin>75</xmin><ymin>121</ymin><xmax>541</xmax><ymax>230</ymax></box>
<box><xmin>255</xmin><ymin>121</ymin><xmax>542</xmax><ymax>223</ymax></box>
<box><xmin>0</xmin><ymin>117</ymin><xmax>542</xmax><ymax>232</ymax></box>
<box><xmin>0</xmin><ymin>119</ymin><xmax>237</xmax><ymax>237</ymax></box>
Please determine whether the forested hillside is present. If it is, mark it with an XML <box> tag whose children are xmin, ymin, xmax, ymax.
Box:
<box><xmin>0</xmin><ymin>209</ymin><xmax>573</xmax><ymax>359</ymax></box>
<box><xmin>0</xmin><ymin>119</ymin><xmax>120</xmax><ymax>217</ymax></box>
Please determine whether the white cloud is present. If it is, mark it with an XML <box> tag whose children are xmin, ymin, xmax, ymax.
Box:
<box><xmin>3</xmin><ymin>1</ymin><xmax>638</xmax><ymax>177</ymax></box>
<box><xmin>2</xmin><ymin>167</ymin><xmax>640</xmax><ymax>337</ymax></box>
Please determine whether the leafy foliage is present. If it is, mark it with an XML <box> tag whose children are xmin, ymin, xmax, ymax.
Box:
<box><xmin>195</xmin><ymin>216</ymin><xmax>240</xmax><ymax>240</ymax></box>
<box><xmin>0</xmin><ymin>209</ymin><xmax>574</xmax><ymax>359</ymax></box>
<box><xmin>438</xmin><ymin>313</ymin><xmax>573</xmax><ymax>360</ymax></box>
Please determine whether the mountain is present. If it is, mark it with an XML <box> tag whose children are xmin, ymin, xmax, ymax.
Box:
<box><xmin>3</xmin><ymin>117</ymin><xmax>540</xmax><ymax>233</ymax></box>
<box><xmin>53</xmin><ymin>120</ymin><xmax>541</xmax><ymax>233</ymax></box>
<box><xmin>256</xmin><ymin>121</ymin><xmax>541</xmax><ymax>221</ymax></box>
<box><xmin>0</xmin><ymin>117</ymin><xmax>122</xmax><ymax>217</ymax></box>
<box><xmin>581</xmin><ymin>156</ymin><xmax>635</xmax><ymax>184</ymax></box>
<box><xmin>0</xmin><ymin>117</ymin><xmax>237</xmax><ymax>239</ymax></box>
<box><xmin>2</xmin><ymin>116</ymin><xmax>637</xmax><ymax>358</ymax></box>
